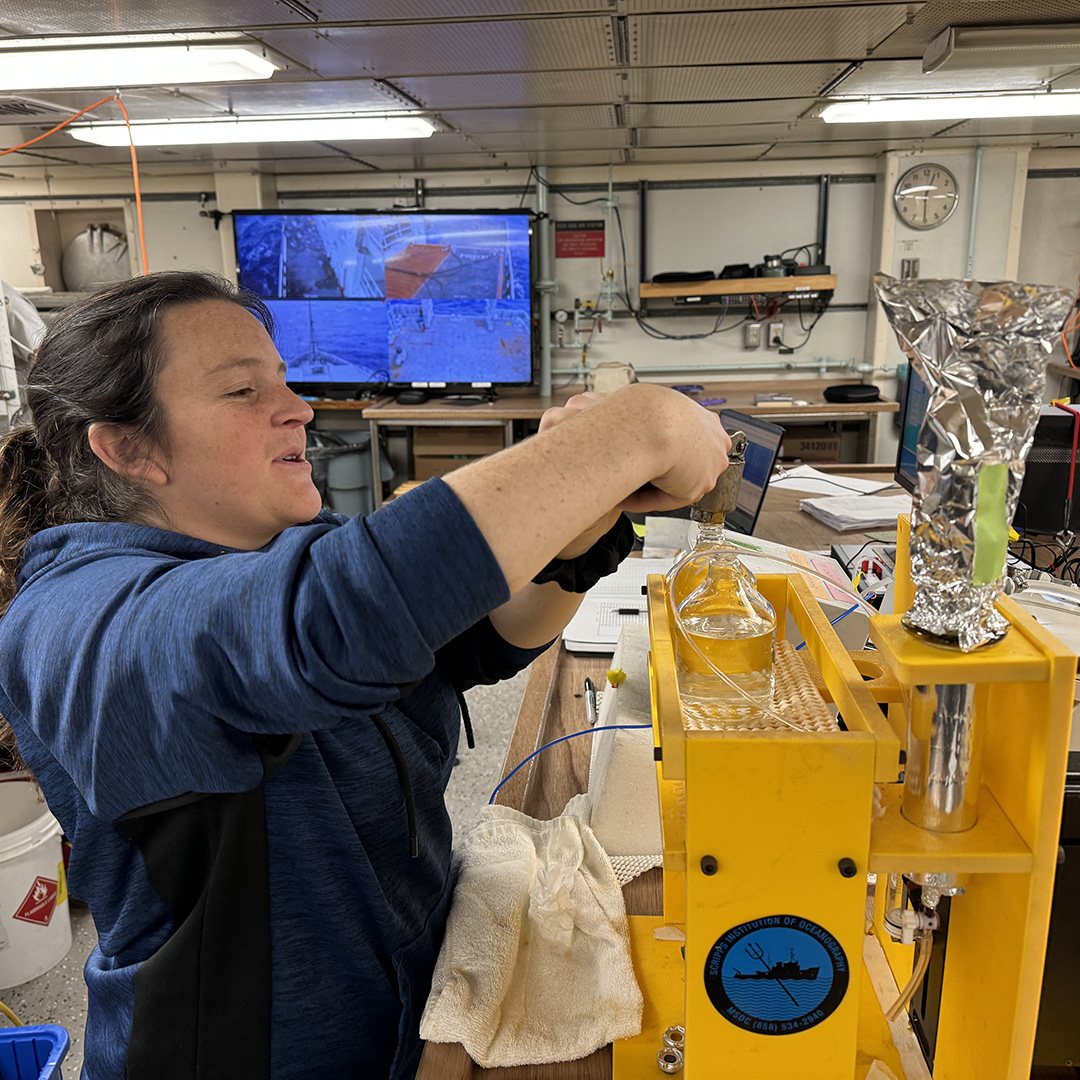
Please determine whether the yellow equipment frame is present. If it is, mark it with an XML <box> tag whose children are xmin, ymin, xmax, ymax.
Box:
<box><xmin>617</xmin><ymin>538</ymin><xmax>1075</xmax><ymax>1080</ymax></box>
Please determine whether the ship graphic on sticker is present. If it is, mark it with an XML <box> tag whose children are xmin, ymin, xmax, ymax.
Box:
<box><xmin>704</xmin><ymin>915</ymin><xmax>848</xmax><ymax>1034</ymax></box>
<box><xmin>734</xmin><ymin>944</ymin><xmax>820</xmax><ymax>983</ymax></box>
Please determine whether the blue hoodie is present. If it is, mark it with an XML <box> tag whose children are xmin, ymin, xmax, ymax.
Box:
<box><xmin>0</xmin><ymin>479</ymin><xmax>544</xmax><ymax>1079</ymax></box>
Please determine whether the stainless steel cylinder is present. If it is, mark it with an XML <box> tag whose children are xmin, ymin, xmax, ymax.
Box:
<box><xmin>901</xmin><ymin>682</ymin><xmax>981</xmax><ymax>832</ymax></box>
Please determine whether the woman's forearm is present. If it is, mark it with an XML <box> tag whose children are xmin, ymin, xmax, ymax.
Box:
<box><xmin>488</xmin><ymin>582</ymin><xmax>587</xmax><ymax>649</ymax></box>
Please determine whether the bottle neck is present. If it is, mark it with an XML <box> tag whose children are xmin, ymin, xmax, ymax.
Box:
<box><xmin>693</xmin><ymin>521</ymin><xmax>728</xmax><ymax>549</ymax></box>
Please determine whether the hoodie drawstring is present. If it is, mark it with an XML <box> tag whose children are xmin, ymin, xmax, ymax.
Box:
<box><xmin>454</xmin><ymin>687</ymin><xmax>475</xmax><ymax>750</ymax></box>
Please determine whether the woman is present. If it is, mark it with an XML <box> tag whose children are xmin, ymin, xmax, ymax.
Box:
<box><xmin>0</xmin><ymin>271</ymin><xmax>729</xmax><ymax>1079</ymax></box>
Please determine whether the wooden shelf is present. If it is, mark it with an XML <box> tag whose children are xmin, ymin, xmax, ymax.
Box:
<box><xmin>639</xmin><ymin>274</ymin><xmax>837</xmax><ymax>300</ymax></box>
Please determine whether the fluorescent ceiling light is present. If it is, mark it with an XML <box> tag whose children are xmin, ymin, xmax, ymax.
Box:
<box><xmin>821</xmin><ymin>92</ymin><xmax>1080</xmax><ymax>123</ymax></box>
<box><xmin>70</xmin><ymin>114</ymin><xmax>437</xmax><ymax>146</ymax></box>
<box><xmin>0</xmin><ymin>44</ymin><xmax>278</xmax><ymax>91</ymax></box>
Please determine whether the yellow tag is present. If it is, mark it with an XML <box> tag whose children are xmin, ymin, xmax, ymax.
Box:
<box><xmin>1009</xmin><ymin>526</ymin><xmax>1020</xmax><ymax>542</ymax></box>
<box><xmin>1052</xmin><ymin>397</ymin><xmax>1072</xmax><ymax>406</ymax></box>
<box><xmin>56</xmin><ymin>859</ymin><xmax>68</xmax><ymax>906</ymax></box>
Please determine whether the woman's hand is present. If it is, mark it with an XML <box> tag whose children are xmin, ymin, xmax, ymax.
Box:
<box><xmin>614</xmin><ymin>385</ymin><xmax>732</xmax><ymax>513</ymax></box>
<box><xmin>445</xmin><ymin>382</ymin><xmax>733</xmax><ymax>594</ymax></box>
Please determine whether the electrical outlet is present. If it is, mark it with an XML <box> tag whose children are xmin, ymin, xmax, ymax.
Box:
<box><xmin>768</xmin><ymin>320</ymin><xmax>784</xmax><ymax>348</ymax></box>
<box><xmin>744</xmin><ymin>322</ymin><xmax>762</xmax><ymax>350</ymax></box>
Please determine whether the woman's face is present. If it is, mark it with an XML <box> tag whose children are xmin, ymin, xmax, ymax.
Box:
<box><xmin>148</xmin><ymin>299</ymin><xmax>322</xmax><ymax>549</ymax></box>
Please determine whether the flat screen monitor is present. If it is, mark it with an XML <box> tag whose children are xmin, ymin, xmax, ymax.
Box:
<box><xmin>895</xmin><ymin>364</ymin><xmax>930</xmax><ymax>494</ymax></box>
<box><xmin>233</xmin><ymin>210</ymin><xmax>534</xmax><ymax>395</ymax></box>
<box><xmin>1015</xmin><ymin>405</ymin><xmax>1080</xmax><ymax>535</ymax></box>
<box><xmin>718</xmin><ymin>409</ymin><xmax>785</xmax><ymax>535</ymax></box>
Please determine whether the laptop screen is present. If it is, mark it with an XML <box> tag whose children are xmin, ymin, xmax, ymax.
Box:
<box><xmin>718</xmin><ymin>408</ymin><xmax>786</xmax><ymax>535</ymax></box>
<box><xmin>894</xmin><ymin>365</ymin><xmax>930</xmax><ymax>494</ymax></box>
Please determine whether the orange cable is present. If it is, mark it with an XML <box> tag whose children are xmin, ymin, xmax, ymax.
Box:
<box><xmin>112</xmin><ymin>98</ymin><xmax>149</xmax><ymax>276</ymax></box>
<box><xmin>0</xmin><ymin>95</ymin><xmax>148</xmax><ymax>276</ymax></box>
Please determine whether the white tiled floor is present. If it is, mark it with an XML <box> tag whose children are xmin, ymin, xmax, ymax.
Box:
<box><xmin>0</xmin><ymin>672</ymin><xmax>529</xmax><ymax>1077</ymax></box>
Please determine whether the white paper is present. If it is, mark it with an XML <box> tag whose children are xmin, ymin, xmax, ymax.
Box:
<box><xmin>642</xmin><ymin>516</ymin><xmax>690</xmax><ymax>559</ymax></box>
<box><xmin>799</xmin><ymin>493</ymin><xmax>913</xmax><ymax>532</ymax></box>
<box><xmin>561</xmin><ymin>558</ymin><xmax>674</xmax><ymax>652</ymax></box>
<box><xmin>770</xmin><ymin>464</ymin><xmax>893</xmax><ymax>496</ymax></box>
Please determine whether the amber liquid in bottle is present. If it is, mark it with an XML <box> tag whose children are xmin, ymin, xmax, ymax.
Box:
<box><xmin>667</xmin><ymin>521</ymin><xmax>776</xmax><ymax>729</ymax></box>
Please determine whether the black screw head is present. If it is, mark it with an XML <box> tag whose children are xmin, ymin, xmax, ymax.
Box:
<box><xmin>838</xmin><ymin>857</ymin><xmax>858</xmax><ymax>878</ymax></box>
<box><xmin>700</xmin><ymin>855</ymin><xmax>719</xmax><ymax>876</ymax></box>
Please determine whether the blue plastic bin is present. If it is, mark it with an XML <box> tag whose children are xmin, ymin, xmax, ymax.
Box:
<box><xmin>0</xmin><ymin>1025</ymin><xmax>69</xmax><ymax>1079</ymax></box>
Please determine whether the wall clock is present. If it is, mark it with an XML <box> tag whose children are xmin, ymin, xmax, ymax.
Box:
<box><xmin>893</xmin><ymin>163</ymin><xmax>960</xmax><ymax>230</ymax></box>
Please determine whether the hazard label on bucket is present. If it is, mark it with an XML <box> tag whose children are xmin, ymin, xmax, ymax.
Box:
<box><xmin>13</xmin><ymin>876</ymin><xmax>57</xmax><ymax>926</ymax></box>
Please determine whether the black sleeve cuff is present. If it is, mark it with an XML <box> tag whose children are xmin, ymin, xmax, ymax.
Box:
<box><xmin>531</xmin><ymin>513</ymin><xmax>636</xmax><ymax>594</ymax></box>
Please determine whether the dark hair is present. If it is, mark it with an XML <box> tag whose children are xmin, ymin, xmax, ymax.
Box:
<box><xmin>0</xmin><ymin>270</ymin><xmax>274</xmax><ymax>769</ymax></box>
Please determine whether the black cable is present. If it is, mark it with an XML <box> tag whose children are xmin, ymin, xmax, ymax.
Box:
<box><xmin>778</xmin><ymin>242</ymin><xmax>822</xmax><ymax>263</ymax></box>
<box><xmin>532</xmin><ymin>171</ymin><xmax>608</xmax><ymax>207</ymax></box>
<box><xmin>778</xmin><ymin>297</ymin><xmax>829</xmax><ymax>354</ymax></box>
<box><xmin>517</xmin><ymin>165</ymin><xmax>535</xmax><ymax>209</ymax></box>
<box><xmin>620</xmin><ymin>292</ymin><xmax>752</xmax><ymax>341</ymax></box>
<box><xmin>841</xmin><ymin>540</ymin><xmax>879</xmax><ymax>576</ymax></box>
<box><xmin>612</xmin><ymin>203</ymin><xmax>634</xmax><ymax>312</ymax></box>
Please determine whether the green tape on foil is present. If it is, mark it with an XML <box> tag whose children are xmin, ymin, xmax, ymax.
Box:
<box><xmin>974</xmin><ymin>463</ymin><xmax>1008</xmax><ymax>586</ymax></box>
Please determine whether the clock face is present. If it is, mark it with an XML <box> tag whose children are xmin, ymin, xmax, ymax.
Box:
<box><xmin>893</xmin><ymin>164</ymin><xmax>960</xmax><ymax>230</ymax></box>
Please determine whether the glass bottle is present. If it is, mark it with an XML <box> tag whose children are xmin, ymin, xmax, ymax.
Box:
<box><xmin>666</xmin><ymin>433</ymin><xmax>776</xmax><ymax>728</ymax></box>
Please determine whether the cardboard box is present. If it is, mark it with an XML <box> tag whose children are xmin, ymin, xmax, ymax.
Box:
<box><xmin>781</xmin><ymin>426</ymin><xmax>841</xmax><ymax>462</ymax></box>
<box><xmin>412</xmin><ymin>426</ymin><xmax>505</xmax><ymax>457</ymax></box>
<box><xmin>412</xmin><ymin>455</ymin><xmax>488</xmax><ymax>481</ymax></box>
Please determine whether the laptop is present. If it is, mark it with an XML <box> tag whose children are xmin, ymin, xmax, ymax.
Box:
<box><xmin>719</xmin><ymin>408</ymin><xmax>785</xmax><ymax>535</ymax></box>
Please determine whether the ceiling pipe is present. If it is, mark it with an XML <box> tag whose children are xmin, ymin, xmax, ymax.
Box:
<box><xmin>966</xmin><ymin>145</ymin><xmax>985</xmax><ymax>280</ymax></box>
<box><xmin>535</xmin><ymin>165</ymin><xmax>554</xmax><ymax>397</ymax></box>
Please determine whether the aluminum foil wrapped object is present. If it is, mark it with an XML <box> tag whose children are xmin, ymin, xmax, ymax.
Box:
<box><xmin>875</xmin><ymin>275</ymin><xmax>1074</xmax><ymax>651</ymax></box>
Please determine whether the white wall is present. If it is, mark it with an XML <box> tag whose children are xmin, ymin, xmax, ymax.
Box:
<box><xmin>142</xmin><ymin>201</ymin><xmax>226</xmax><ymax>276</ymax></box>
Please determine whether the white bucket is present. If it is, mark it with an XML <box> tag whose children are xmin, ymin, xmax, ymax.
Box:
<box><xmin>0</xmin><ymin>775</ymin><xmax>72</xmax><ymax>990</ymax></box>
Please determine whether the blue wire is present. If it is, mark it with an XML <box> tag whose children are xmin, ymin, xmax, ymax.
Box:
<box><xmin>488</xmin><ymin>724</ymin><xmax>652</xmax><ymax>805</ymax></box>
<box><xmin>794</xmin><ymin>600</ymin><xmax>866</xmax><ymax>650</ymax></box>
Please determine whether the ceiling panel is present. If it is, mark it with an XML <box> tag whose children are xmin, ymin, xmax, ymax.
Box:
<box><xmin>628</xmin><ymin>64</ymin><xmax>849</xmax><ymax>102</ymax></box>
<box><xmin>788</xmin><ymin>117</ymin><xmax>972</xmax><ymax>141</ymax></box>
<box><xmin>256</xmin><ymin>18</ymin><xmax>613</xmax><ymax>80</ymax></box>
<box><xmin>627</xmin><ymin>0</ymin><xmax>913</xmax><ymax>7</ymax></box>
<box><xmin>439</xmin><ymin>105</ymin><xmax>618</xmax><ymax>132</ymax></box>
<box><xmin>636</xmin><ymin>123</ymin><xmax>796</xmax><ymax>148</ymax></box>
<box><xmin>630</xmin><ymin>145</ymin><xmax>774</xmax><ymax>163</ymax></box>
<box><xmin>628</xmin><ymin>100</ymin><xmax>815</xmax><ymax>127</ymax></box>
<box><xmin>0</xmin><ymin>0</ymin><xmax>1074</xmax><ymax>172</ymax></box>
<box><xmin>162</xmin><ymin>80</ymin><xmax>404</xmax><ymax>115</ymax></box>
<box><xmin>632</xmin><ymin>7</ymin><xmax>913</xmax><ymax>66</ymax></box>
<box><xmin>468</xmin><ymin>127</ymin><xmax>629</xmax><ymax>151</ymax></box>
<box><xmin>761</xmin><ymin>139</ymin><xmax>913</xmax><ymax>158</ymax></box>
<box><xmin>873</xmin><ymin>0</ymin><xmax>1080</xmax><ymax>58</ymax></box>
<box><xmin>394</xmin><ymin>70</ymin><xmax>623</xmax><ymax>109</ymax></box>
<box><xmin>837</xmin><ymin>57</ymin><xmax>1078</xmax><ymax>95</ymax></box>
<box><xmin>0</xmin><ymin>85</ymin><xmax>405</xmax><ymax>126</ymax></box>
<box><xmin>0</xmin><ymin>0</ymin><xmax>613</xmax><ymax>35</ymax></box>
<box><xmin>1053</xmin><ymin>69</ymin><xmax>1080</xmax><ymax>90</ymax></box>
<box><xmin>937</xmin><ymin>115</ymin><xmax>1080</xmax><ymax>137</ymax></box>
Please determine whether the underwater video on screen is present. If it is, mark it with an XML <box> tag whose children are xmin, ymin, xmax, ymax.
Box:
<box><xmin>234</xmin><ymin>211</ymin><xmax>533</xmax><ymax>387</ymax></box>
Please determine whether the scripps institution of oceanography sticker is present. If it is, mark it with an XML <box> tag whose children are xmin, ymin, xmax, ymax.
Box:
<box><xmin>703</xmin><ymin>914</ymin><xmax>849</xmax><ymax>1034</ymax></box>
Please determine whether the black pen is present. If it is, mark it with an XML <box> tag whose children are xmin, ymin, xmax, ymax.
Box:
<box><xmin>584</xmin><ymin>677</ymin><xmax>598</xmax><ymax>727</ymax></box>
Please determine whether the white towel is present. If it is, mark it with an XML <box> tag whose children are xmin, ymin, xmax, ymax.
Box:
<box><xmin>419</xmin><ymin>795</ymin><xmax>643</xmax><ymax>1067</ymax></box>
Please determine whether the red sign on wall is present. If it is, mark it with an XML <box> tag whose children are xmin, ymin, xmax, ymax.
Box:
<box><xmin>13</xmin><ymin>876</ymin><xmax>57</xmax><ymax>926</ymax></box>
<box><xmin>555</xmin><ymin>220</ymin><xmax>605</xmax><ymax>259</ymax></box>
